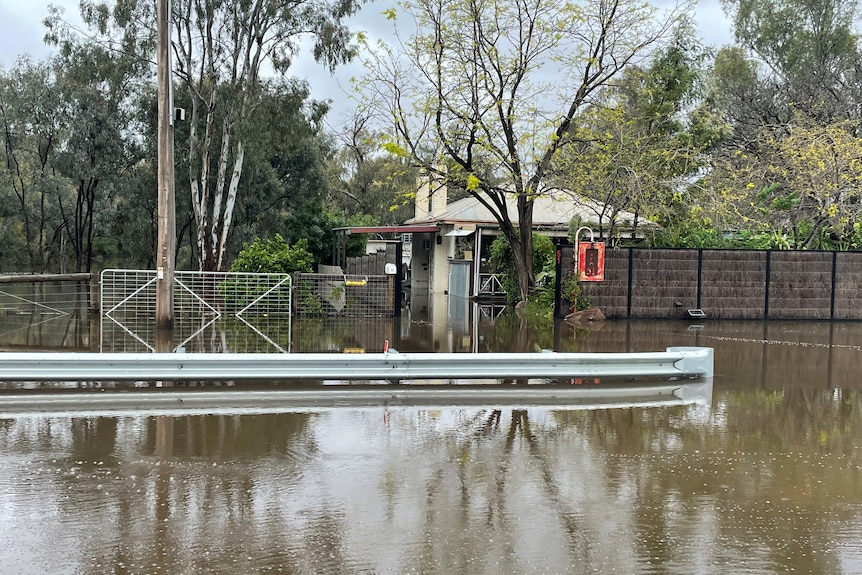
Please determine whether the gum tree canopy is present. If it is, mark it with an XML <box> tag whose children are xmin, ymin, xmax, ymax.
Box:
<box><xmin>360</xmin><ymin>0</ymin><xmax>689</xmax><ymax>303</ymax></box>
<box><xmin>51</xmin><ymin>0</ymin><xmax>365</xmax><ymax>270</ymax></box>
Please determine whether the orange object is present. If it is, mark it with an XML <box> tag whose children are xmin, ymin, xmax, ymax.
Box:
<box><xmin>577</xmin><ymin>242</ymin><xmax>605</xmax><ymax>281</ymax></box>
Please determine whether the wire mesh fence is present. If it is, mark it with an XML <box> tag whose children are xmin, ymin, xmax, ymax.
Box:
<box><xmin>0</xmin><ymin>275</ymin><xmax>95</xmax><ymax>316</ymax></box>
<box><xmin>2</xmin><ymin>270</ymin><xmax>399</xmax><ymax>352</ymax></box>
<box><xmin>292</xmin><ymin>316</ymin><xmax>399</xmax><ymax>353</ymax></box>
<box><xmin>294</xmin><ymin>273</ymin><xmax>395</xmax><ymax>317</ymax></box>
<box><xmin>100</xmin><ymin>269</ymin><xmax>292</xmax><ymax>353</ymax></box>
<box><xmin>0</xmin><ymin>275</ymin><xmax>96</xmax><ymax>350</ymax></box>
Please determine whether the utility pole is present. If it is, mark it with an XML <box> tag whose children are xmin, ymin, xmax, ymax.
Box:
<box><xmin>155</xmin><ymin>0</ymin><xmax>175</xmax><ymax>332</ymax></box>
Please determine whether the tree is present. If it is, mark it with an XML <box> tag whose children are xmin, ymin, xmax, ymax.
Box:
<box><xmin>720</xmin><ymin>0</ymin><xmax>862</xmax><ymax>125</ymax></box>
<box><xmin>0</xmin><ymin>49</ymin><xmax>141</xmax><ymax>274</ymax></box>
<box><xmin>361</xmin><ymin>0</ymin><xmax>687</xmax><ymax>303</ymax></box>
<box><xmin>0</xmin><ymin>59</ymin><xmax>67</xmax><ymax>272</ymax></box>
<box><xmin>713</xmin><ymin>117</ymin><xmax>862</xmax><ymax>249</ymax></box>
<box><xmin>54</xmin><ymin>43</ymin><xmax>142</xmax><ymax>272</ymax></box>
<box><xmin>218</xmin><ymin>79</ymin><xmax>335</xmax><ymax>260</ymax></box>
<box><xmin>703</xmin><ymin>0</ymin><xmax>862</xmax><ymax>247</ymax></box>
<box><xmin>328</xmin><ymin>112</ymin><xmax>420</xmax><ymax>225</ymax></box>
<box><xmin>488</xmin><ymin>232</ymin><xmax>555</xmax><ymax>305</ymax></box>
<box><xmin>54</xmin><ymin>0</ymin><xmax>366</xmax><ymax>271</ymax></box>
<box><xmin>549</xmin><ymin>34</ymin><xmax>728</xmax><ymax>242</ymax></box>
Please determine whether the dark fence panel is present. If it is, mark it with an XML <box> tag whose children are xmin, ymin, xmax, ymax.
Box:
<box><xmin>833</xmin><ymin>252</ymin><xmax>862</xmax><ymax>320</ymax></box>
<box><xmin>767</xmin><ymin>251</ymin><xmax>833</xmax><ymax>320</ymax></box>
<box><xmin>345</xmin><ymin>244</ymin><xmax>398</xmax><ymax>275</ymax></box>
<box><xmin>629</xmin><ymin>249</ymin><xmax>699</xmax><ymax>319</ymax></box>
<box><xmin>576</xmin><ymin>247</ymin><xmax>862</xmax><ymax>321</ymax></box>
<box><xmin>700</xmin><ymin>250</ymin><xmax>767</xmax><ymax>319</ymax></box>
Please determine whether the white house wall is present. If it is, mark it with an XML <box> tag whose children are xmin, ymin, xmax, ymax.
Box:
<box><xmin>410</xmin><ymin>234</ymin><xmax>432</xmax><ymax>301</ymax></box>
<box><xmin>430</xmin><ymin>234</ymin><xmax>450</xmax><ymax>296</ymax></box>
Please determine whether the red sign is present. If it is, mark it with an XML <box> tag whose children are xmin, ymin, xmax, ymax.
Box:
<box><xmin>577</xmin><ymin>242</ymin><xmax>605</xmax><ymax>281</ymax></box>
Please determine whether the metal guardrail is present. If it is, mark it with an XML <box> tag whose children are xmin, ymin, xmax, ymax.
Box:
<box><xmin>0</xmin><ymin>381</ymin><xmax>714</xmax><ymax>415</ymax></box>
<box><xmin>0</xmin><ymin>347</ymin><xmax>712</xmax><ymax>382</ymax></box>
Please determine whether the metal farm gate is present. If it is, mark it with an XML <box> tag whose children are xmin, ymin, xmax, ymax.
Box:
<box><xmin>100</xmin><ymin>269</ymin><xmax>292</xmax><ymax>353</ymax></box>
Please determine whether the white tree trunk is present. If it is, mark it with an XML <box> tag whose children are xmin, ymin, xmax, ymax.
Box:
<box><xmin>217</xmin><ymin>140</ymin><xmax>244</xmax><ymax>271</ymax></box>
<box><xmin>210</xmin><ymin>119</ymin><xmax>232</xmax><ymax>267</ymax></box>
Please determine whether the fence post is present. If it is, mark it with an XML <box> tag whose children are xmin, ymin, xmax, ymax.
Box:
<box><xmin>89</xmin><ymin>273</ymin><xmax>100</xmax><ymax>316</ymax></box>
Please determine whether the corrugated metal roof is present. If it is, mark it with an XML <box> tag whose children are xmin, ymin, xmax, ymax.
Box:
<box><xmin>336</xmin><ymin>225</ymin><xmax>439</xmax><ymax>234</ymax></box>
<box><xmin>406</xmin><ymin>190</ymin><xmax>644</xmax><ymax>228</ymax></box>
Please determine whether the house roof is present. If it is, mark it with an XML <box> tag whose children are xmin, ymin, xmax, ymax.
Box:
<box><xmin>406</xmin><ymin>190</ymin><xmax>644</xmax><ymax>229</ymax></box>
<box><xmin>334</xmin><ymin>225</ymin><xmax>439</xmax><ymax>235</ymax></box>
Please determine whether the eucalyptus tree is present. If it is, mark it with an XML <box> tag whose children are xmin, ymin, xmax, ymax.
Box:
<box><xmin>360</xmin><ymin>0</ymin><xmax>689</xmax><ymax>303</ymax></box>
<box><xmin>706</xmin><ymin>0</ymin><xmax>862</xmax><ymax>248</ymax></box>
<box><xmin>51</xmin><ymin>0</ymin><xmax>366</xmax><ymax>271</ymax></box>
<box><xmin>53</xmin><ymin>43</ymin><xmax>144</xmax><ymax>273</ymax></box>
<box><xmin>718</xmin><ymin>0</ymin><xmax>862</xmax><ymax>125</ymax></box>
<box><xmin>0</xmin><ymin>47</ymin><xmax>143</xmax><ymax>273</ymax></box>
<box><xmin>226</xmin><ymin>79</ymin><xmax>343</xmax><ymax>262</ymax></box>
<box><xmin>709</xmin><ymin>0</ymin><xmax>862</xmax><ymax>150</ymax></box>
<box><xmin>0</xmin><ymin>59</ymin><xmax>67</xmax><ymax>272</ymax></box>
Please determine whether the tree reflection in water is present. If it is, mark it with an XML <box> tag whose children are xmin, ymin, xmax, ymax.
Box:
<box><xmin>2</xmin><ymin>319</ymin><xmax>862</xmax><ymax>573</ymax></box>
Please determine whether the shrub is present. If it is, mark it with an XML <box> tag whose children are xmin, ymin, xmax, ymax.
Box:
<box><xmin>219</xmin><ymin>235</ymin><xmax>314</xmax><ymax>312</ymax></box>
<box><xmin>489</xmin><ymin>233</ymin><xmax>556</xmax><ymax>305</ymax></box>
<box><xmin>229</xmin><ymin>235</ymin><xmax>314</xmax><ymax>274</ymax></box>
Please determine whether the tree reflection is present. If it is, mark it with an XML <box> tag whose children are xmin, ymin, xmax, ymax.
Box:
<box><xmin>3</xmin><ymin>393</ymin><xmax>862</xmax><ymax>574</ymax></box>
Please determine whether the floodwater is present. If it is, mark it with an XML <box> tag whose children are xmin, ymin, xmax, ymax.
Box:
<box><xmin>2</xmin><ymin>311</ymin><xmax>862</xmax><ymax>574</ymax></box>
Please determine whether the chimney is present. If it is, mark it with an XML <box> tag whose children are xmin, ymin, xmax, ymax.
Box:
<box><xmin>430</xmin><ymin>164</ymin><xmax>447</xmax><ymax>217</ymax></box>
<box><xmin>414</xmin><ymin>170</ymin><xmax>431</xmax><ymax>221</ymax></box>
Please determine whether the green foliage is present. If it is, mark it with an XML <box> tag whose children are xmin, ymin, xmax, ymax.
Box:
<box><xmin>563</xmin><ymin>276</ymin><xmax>591</xmax><ymax>313</ymax></box>
<box><xmin>283</xmin><ymin>209</ymin><xmax>372</xmax><ymax>266</ymax></box>
<box><xmin>721</xmin><ymin>0</ymin><xmax>859</xmax><ymax>121</ymax></box>
<box><xmin>489</xmin><ymin>233</ymin><xmax>556</xmax><ymax>306</ymax></box>
<box><xmin>327</xmin><ymin>118</ymin><xmax>420</xmax><ymax>226</ymax></box>
<box><xmin>222</xmin><ymin>235</ymin><xmax>313</xmax><ymax>311</ymax></box>
<box><xmin>550</xmin><ymin>29</ymin><xmax>727</xmax><ymax>241</ymax></box>
<box><xmin>709</xmin><ymin>116</ymin><xmax>862</xmax><ymax>250</ymax></box>
<box><xmin>295</xmin><ymin>279</ymin><xmax>324</xmax><ymax>316</ymax></box>
<box><xmin>649</xmin><ymin>221</ymin><xmax>726</xmax><ymax>248</ymax></box>
<box><xmin>0</xmin><ymin>49</ymin><xmax>143</xmax><ymax>273</ymax></box>
<box><xmin>229</xmin><ymin>235</ymin><xmax>314</xmax><ymax>274</ymax></box>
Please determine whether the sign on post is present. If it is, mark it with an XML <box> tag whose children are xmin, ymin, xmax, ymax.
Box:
<box><xmin>577</xmin><ymin>242</ymin><xmax>605</xmax><ymax>281</ymax></box>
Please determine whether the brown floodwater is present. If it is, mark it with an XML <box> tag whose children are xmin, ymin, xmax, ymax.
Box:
<box><xmin>1</xmin><ymin>315</ymin><xmax>862</xmax><ymax>573</ymax></box>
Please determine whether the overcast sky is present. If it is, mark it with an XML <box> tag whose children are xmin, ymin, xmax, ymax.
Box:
<box><xmin>0</xmin><ymin>0</ymin><xmax>733</xmax><ymax>124</ymax></box>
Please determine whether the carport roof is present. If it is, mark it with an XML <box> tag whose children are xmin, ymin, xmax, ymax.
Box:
<box><xmin>334</xmin><ymin>225</ymin><xmax>439</xmax><ymax>235</ymax></box>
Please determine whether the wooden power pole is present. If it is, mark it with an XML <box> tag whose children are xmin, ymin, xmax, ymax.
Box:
<box><xmin>155</xmin><ymin>0</ymin><xmax>176</xmax><ymax>332</ymax></box>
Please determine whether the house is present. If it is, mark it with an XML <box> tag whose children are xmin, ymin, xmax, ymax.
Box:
<box><xmin>332</xmin><ymin>175</ymin><xmax>646</xmax><ymax>315</ymax></box>
<box><xmin>403</xmin><ymin>177</ymin><xmax>646</xmax><ymax>305</ymax></box>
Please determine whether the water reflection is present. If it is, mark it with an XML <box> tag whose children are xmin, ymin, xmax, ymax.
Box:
<box><xmin>1</xmin><ymin>401</ymin><xmax>862</xmax><ymax>574</ymax></box>
<box><xmin>3</xmin><ymin>297</ymin><xmax>862</xmax><ymax>392</ymax></box>
<box><xmin>4</xmin><ymin>301</ymin><xmax>862</xmax><ymax>572</ymax></box>
<box><xmin>0</xmin><ymin>307</ymin><xmax>93</xmax><ymax>351</ymax></box>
